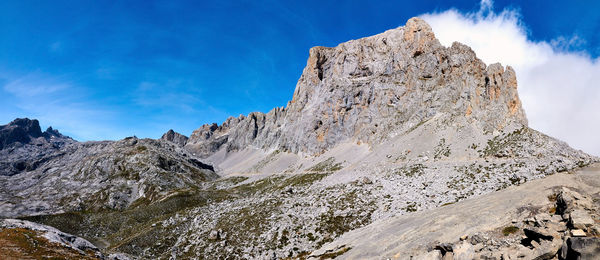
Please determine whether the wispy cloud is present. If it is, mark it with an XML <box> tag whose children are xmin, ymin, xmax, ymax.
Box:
<box><xmin>421</xmin><ymin>0</ymin><xmax>600</xmax><ymax>156</ymax></box>
<box><xmin>0</xmin><ymin>72</ymin><xmax>124</xmax><ymax>141</ymax></box>
<box><xmin>3</xmin><ymin>73</ymin><xmax>70</xmax><ymax>97</ymax></box>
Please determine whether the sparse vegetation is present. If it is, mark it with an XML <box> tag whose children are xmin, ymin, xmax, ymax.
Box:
<box><xmin>480</xmin><ymin>127</ymin><xmax>529</xmax><ymax>158</ymax></box>
<box><xmin>434</xmin><ymin>138</ymin><xmax>451</xmax><ymax>160</ymax></box>
<box><xmin>502</xmin><ymin>226</ymin><xmax>519</xmax><ymax>236</ymax></box>
<box><xmin>403</xmin><ymin>202</ymin><xmax>418</xmax><ymax>212</ymax></box>
<box><xmin>392</xmin><ymin>164</ymin><xmax>426</xmax><ymax>177</ymax></box>
<box><xmin>307</xmin><ymin>157</ymin><xmax>343</xmax><ymax>172</ymax></box>
<box><xmin>0</xmin><ymin>228</ymin><xmax>100</xmax><ymax>259</ymax></box>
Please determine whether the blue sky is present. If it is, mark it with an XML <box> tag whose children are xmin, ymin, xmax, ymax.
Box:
<box><xmin>1</xmin><ymin>1</ymin><xmax>599</xmax><ymax>151</ymax></box>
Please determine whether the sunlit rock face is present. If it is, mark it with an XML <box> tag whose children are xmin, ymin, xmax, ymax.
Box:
<box><xmin>186</xmin><ymin>17</ymin><xmax>527</xmax><ymax>156</ymax></box>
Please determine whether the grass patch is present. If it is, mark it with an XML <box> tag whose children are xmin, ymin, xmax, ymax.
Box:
<box><xmin>502</xmin><ymin>226</ymin><xmax>519</xmax><ymax>236</ymax></box>
<box><xmin>0</xmin><ymin>228</ymin><xmax>99</xmax><ymax>259</ymax></box>
<box><xmin>307</xmin><ymin>157</ymin><xmax>343</xmax><ymax>173</ymax></box>
<box><xmin>318</xmin><ymin>246</ymin><xmax>352</xmax><ymax>259</ymax></box>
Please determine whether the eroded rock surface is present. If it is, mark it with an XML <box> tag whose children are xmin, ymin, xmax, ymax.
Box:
<box><xmin>160</xmin><ymin>129</ymin><xmax>188</xmax><ymax>147</ymax></box>
<box><xmin>186</xmin><ymin>17</ymin><xmax>527</xmax><ymax>156</ymax></box>
<box><xmin>0</xmin><ymin>122</ymin><xmax>217</xmax><ymax>217</ymax></box>
<box><xmin>0</xmin><ymin>218</ymin><xmax>104</xmax><ymax>259</ymax></box>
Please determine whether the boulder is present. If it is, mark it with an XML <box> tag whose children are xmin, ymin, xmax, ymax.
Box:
<box><xmin>570</xmin><ymin>210</ymin><xmax>595</xmax><ymax>229</ymax></box>
<box><xmin>565</xmin><ymin>237</ymin><xmax>600</xmax><ymax>259</ymax></box>
<box><xmin>453</xmin><ymin>241</ymin><xmax>475</xmax><ymax>260</ymax></box>
<box><xmin>531</xmin><ymin>239</ymin><xmax>561</xmax><ymax>260</ymax></box>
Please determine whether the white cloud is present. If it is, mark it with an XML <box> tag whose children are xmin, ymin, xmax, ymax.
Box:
<box><xmin>420</xmin><ymin>0</ymin><xmax>600</xmax><ymax>156</ymax></box>
<box><xmin>3</xmin><ymin>73</ymin><xmax>70</xmax><ymax>97</ymax></box>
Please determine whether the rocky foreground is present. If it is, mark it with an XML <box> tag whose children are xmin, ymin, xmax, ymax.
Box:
<box><xmin>313</xmin><ymin>164</ymin><xmax>600</xmax><ymax>259</ymax></box>
<box><xmin>0</xmin><ymin>17</ymin><xmax>598</xmax><ymax>259</ymax></box>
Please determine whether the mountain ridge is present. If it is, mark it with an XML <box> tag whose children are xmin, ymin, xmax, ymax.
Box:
<box><xmin>184</xmin><ymin>18</ymin><xmax>527</xmax><ymax>160</ymax></box>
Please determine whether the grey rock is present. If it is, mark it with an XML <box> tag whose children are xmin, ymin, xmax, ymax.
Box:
<box><xmin>565</xmin><ymin>237</ymin><xmax>600</xmax><ymax>259</ymax></box>
<box><xmin>0</xmin><ymin>218</ymin><xmax>102</xmax><ymax>256</ymax></box>
<box><xmin>0</xmin><ymin>118</ymin><xmax>74</xmax><ymax>176</ymax></box>
<box><xmin>453</xmin><ymin>241</ymin><xmax>475</xmax><ymax>260</ymax></box>
<box><xmin>208</xmin><ymin>230</ymin><xmax>220</xmax><ymax>240</ymax></box>
<box><xmin>186</xmin><ymin>17</ymin><xmax>528</xmax><ymax>156</ymax></box>
<box><xmin>531</xmin><ymin>239</ymin><xmax>561</xmax><ymax>260</ymax></box>
<box><xmin>0</xmin><ymin>133</ymin><xmax>217</xmax><ymax>217</ymax></box>
<box><xmin>161</xmin><ymin>129</ymin><xmax>189</xmax><ymax>147</ymax></box>
<box><xmin>570</xmin><ymin>210</ymin><xmax>595</xmax><ymax>229</ymax></box>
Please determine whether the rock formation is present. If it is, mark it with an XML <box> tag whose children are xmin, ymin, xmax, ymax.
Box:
<box><xmin>186</xmin><ymin>18</ymin><xmax>526</xmax><ymax>156</ymax></box>
<box><xmin>0</xmin><ymin>118</ymin><xmax>74</xmax><ymax>176</ymax></box>
<box><xmin>0</xmin><ymin>219</ymin><xmax>103</xmax><ymax>259</ymax></box>
<box><xmin>160</xmin><ymin>129</ymin><xmax>188</xmax><ymax>147</ymax></box>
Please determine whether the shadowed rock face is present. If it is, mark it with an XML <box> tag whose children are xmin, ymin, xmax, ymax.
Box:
<box><xmin>1</xmin><ymin>118</ymin><xmax>44</xmax><ymax>149</ymax></box>
<box><xmin>160</xmin><ymin>129</ymin><xmax>189</xmax><ymax>147</ymax></box>
<box><xmin>0</xmin><ymin>118</ymin><xmax>74</xmax><ymax>176</ymax></box>
<box><xmin>186</xmin><ymin>17</ymin><xmax>527</xmax><ymax>156</ymax></box>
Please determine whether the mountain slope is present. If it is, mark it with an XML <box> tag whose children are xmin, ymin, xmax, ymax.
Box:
<box><xmin>0</xmin><ymin>119</ymin><xmax>217</xmax><ymax>218</ymax></box>
<box><xmin>312</xmin><ymin>164</ymin><xmax>600</xmax><ymax>259</ymax></box>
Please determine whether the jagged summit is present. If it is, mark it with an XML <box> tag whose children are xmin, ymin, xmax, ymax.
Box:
<box><xmin>186</xmin><ymin>17</ymin><xmax>526</xmax><ymax>157</ymax></box>
<box><xmin>0</xmin><ymin>118</ymin><xmax>70</xmax><ymax>149</ymax></box>
<box><xmin>160</xmin><ymin>129</ymin><xmax>188</xmax><ymax>147</ymax></box>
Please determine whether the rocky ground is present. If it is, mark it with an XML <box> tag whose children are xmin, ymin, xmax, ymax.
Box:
<box><xmin>0</xmin><ymin>118</ymin><xmax>218</xmax><ymax>218</ymax></box>
<box><xmin>0</xmin><ymin>218</ymin><xmax>103</xmax><ymax>259</ymax></box>
<box><xmin>313</xmin><ymin>164</ymin><xmax>600</xmax><ymax>259</ymax></box>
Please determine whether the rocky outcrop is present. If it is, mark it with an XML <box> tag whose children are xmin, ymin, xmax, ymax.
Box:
<box><xmin>160</xmin><ymin>129</ymin><xmax>189</xmax><ymax>147</ymax></box>
<box><xmin>186</xmin><ymin>17</ymin><xmax>527</xmax><ymax>156</ymax></box>
<box><xmin>0</xmin><ymin>219</ymin><xmax>102</xmax><ymax>258</ymax></box>
<box><xmin>0</xmin><ymin>118</ymin><xmax>74</xmax><ymax>176</ymax></box>
<box><xmin>0</xmin><ymin>118</ymin><xmax>44</xmax><ymax>149</ymax></box>
<box><xmin>0</xmin><ymin>118</ymin><xmax>70</xmax><ymax>149</ymax></box>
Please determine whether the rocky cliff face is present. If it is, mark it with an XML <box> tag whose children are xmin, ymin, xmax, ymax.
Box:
<box><xmin>0</xmin><ymin>118</ymin><xmax>74</xmax><ymax>177</ymax></box>
<box><xmin>186</xmin><ymin>18</ymin><xmax>526</xmax><ymax>156</ymax></box>
<box><xmin>160</xmin><ymin>129</ymin><xmax>188</xmax><ymax>147</ymax></box>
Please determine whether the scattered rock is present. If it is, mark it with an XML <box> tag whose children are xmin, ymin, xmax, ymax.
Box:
<box><xmin>360</xmin><ymin>176</ymin><xmax>373</xmax><ymax>185</ymax></box>
<box><xmin>208</xmin><ymin>230</ymin><xmax>221</xmax><ymax>240</ymax></box>
<box><xmin>453</xmin><ymin>241</ymin><xmax>475</xmax><ymax>260</ymax></box>
<box><xmin>571</xmin><ymin>229</ymin><xmax>587</xmax><ymax>237</ymax></box>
